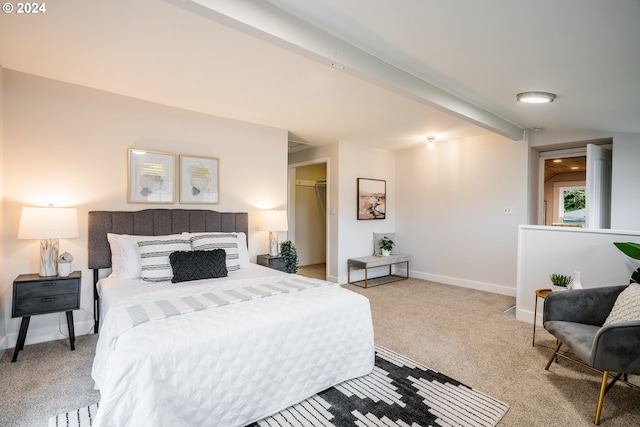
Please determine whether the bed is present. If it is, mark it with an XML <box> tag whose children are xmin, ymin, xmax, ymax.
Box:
<box><xmin>88</xmin><ymin>209</ymin><xmax>375</xmax><ymax>427</ymax></box>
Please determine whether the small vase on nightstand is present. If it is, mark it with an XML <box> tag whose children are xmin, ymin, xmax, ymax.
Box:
<box><xmin>58</xmin><ymin>262</ymin><xmax>71</xmax><ymax>277</ymax></box>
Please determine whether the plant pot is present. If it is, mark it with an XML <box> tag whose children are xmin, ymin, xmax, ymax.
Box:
<box><xmin>552</xmin><ymin>285</ymin><xmax>568</xmax><ymax>292</ymax></box>
<box><xmin>58</xmin><ymin>262</ymin><xmax>71</xmax><ymax>277</ymax></box>
<box><xmin>381</xmin><ymin>250</ymin><xmax>390</xmax><ymax>256</ymax></box>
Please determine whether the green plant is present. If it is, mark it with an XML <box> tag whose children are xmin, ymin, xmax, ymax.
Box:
<box><xmin>614</xmin><ymin>242</ymin><xmax>640</xmax><ymax>283</ymax></box>
<box><xmin>549</xmin><ymin>273</ymin><xmax>573</xmax><ymax>287</ymax></box>
<box><xmin>279</xmin><ymin>240</ymin><xmax>299</xmax><ymax>273</ymax></box>
<box><xmin>379</xmin><ymin>236</ymin><xmax>395</xmax><ymax>252</ymax></box>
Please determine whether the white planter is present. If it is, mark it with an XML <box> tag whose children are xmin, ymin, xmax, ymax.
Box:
<box><xmin>58</xmin><ymin>262</ymin><xmax>71</xmax><ymax>277</ymax></box>
<box><xmin>381</xmin><ymin>249</ymin><xmax>390</xmax><ymax>256</ymax></box>
<box><xmin>551</xmin><ymin>285</ymin><xmax>568</xmax><ymax>292</ymax></box>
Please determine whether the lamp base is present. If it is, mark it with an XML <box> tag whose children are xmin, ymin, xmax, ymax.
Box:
<box><xmin>40</xmin><ymin>239</ymin><xmax>59</xmax><ymax>277</ymax></box>
<box><xmin>269</xmin><ymin>231</ymin><xmax>279</xmax><ymax>257</ymax></box>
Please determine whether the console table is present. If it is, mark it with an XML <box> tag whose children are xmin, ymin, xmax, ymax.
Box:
<box><xmin>347</xmin><ymin>254</ymin><xmax>409</xmax><ymax>288</ymax></box>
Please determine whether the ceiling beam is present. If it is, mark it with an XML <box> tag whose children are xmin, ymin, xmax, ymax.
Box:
<box><xmin>165</xmin><ymin>0</ymin><xmax>525</xmax><ymax>141</ymax></box>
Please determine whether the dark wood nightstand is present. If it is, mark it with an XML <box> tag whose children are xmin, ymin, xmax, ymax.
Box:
<box><xmin>11</xmin><ymin>271</ymin><xmax>81</xmax><ymax>362</ymax></box>
<box><xmin>257</xmin><ymin>254</ymin><xmax>287</xmax><ymax>272</ymax></box>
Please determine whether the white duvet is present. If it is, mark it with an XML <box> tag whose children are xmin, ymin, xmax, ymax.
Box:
<box><xmin>92</xmin><ymin>265</ymin><xmax>375</xmax><ymax>427</ymax></box>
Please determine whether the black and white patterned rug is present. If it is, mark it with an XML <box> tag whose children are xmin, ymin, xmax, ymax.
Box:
<box><xmin>49</xmin><ymin>346</ymin><xmax>508</xmax><ymax>427</ymax></box>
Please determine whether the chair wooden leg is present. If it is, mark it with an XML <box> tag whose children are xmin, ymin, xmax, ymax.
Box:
<box><xmin>594</xmin><ymin>370</ymin><xmax>608</xmax><ymax>425</ymax></box>
<box><xmin>545</xmin><ymin>341</ymin><xmax>562</xmax><ymax>370</ymax></box>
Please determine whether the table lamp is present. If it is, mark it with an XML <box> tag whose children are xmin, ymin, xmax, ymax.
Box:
<box><xmin>259</xmin><ymin>210</ymin><xmax>288</xmax><ymax>256</ymax></box>
<box><xmin>18</xmin><ymin>206</ymin><xmax>79</xmax><ymax>276</ymax></box>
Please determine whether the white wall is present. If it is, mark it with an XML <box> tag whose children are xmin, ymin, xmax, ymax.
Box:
<box><xmin>395</xmin><ymin>134</ymin><xmax>528</xmax><ymax>296</ymax></box>
<box><xmin>2</xmin><ymin>70</ymin><xmax>288</xmax><ymax>348</ymax></box>
<box><xmin>611</xmin><ymin>134</ymin><xmax>640</xmax><ymax>229</ymax></box>
<box><xmin>336</xmin><ymin>142</ymin><xmax>396</xmax><ymax>283</ymax></box>
<box><xmin>517</xmin><ymin>225</ymin><xmax>640</xmax><ymax>325</ymax></box>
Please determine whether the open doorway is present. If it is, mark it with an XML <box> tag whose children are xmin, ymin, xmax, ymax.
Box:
<box><xmin>543</xmin><ymin>156</ymin><xmax>586</xmax><ymax>226</ymax></box>
<box><xmin>289</xmin><ymin>160</ymin><xmax>328</xmax><ymax>280</ymax></box>
<box><xmin>539</xmin><ymin>143</ymin><xmax>612</xmax><ymax>228</ymax></box>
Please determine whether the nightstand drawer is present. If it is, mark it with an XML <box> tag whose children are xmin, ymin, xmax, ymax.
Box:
<box><xmin>257</xmin><ymin>254</ymin><xmax>287</xmax><ymax>272</ymax></box>
<box><xmin>268</xmin><ymin>258</ymin><xmax>286</xmax><ymax>270</ymax></box>
<box><xmin>13</xmin><ymin>293</ymin><xmax>80</xmax><ymax>317</ymax></box>
<box><xmin>15</xmin><ymin>279</ymin><xmax>79</xmax><ymax>298</ymax></box>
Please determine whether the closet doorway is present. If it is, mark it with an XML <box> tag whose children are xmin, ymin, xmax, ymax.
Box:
<box><xmin>289</xmin><ymin>160</ymin><xmax>328</xmax><ymax>279</ymax></box>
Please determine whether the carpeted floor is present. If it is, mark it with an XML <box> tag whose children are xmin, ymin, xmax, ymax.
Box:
<box><xmin>2</xmin><ymin>277</ymin><xmax>639</xmax><ymax>426</ymax></box>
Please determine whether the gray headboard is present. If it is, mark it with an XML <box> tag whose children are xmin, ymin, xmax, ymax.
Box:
<box><xmin>88</xmin><ymin>209</ymin><xmax>249</xmax><ymax>270</ymax></box>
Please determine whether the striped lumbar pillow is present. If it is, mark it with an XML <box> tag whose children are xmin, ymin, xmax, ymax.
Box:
<box><xmin>190</xmin><ymin>233</ymin><xmax>240</xmax><ymax>272</ymax></box>
<box><xmin>137</xmin><ymin>238</ymin><xmax>192</xmax><ymax>282</ymax></box>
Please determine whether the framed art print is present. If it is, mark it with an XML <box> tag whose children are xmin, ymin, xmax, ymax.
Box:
<box><xmin>179</xmin><ymin>155</ymin><xmax>219</xmax><ymax>204</ymax></box>
<box><xmin>128</xmin><ymin>149</ymin><xmax>176</xmax><ymax>203</ymax></box>
<box><xmin>357</xmin><ymin>178</ymin><xmax>386</xmax><ymax>220</ymax></box>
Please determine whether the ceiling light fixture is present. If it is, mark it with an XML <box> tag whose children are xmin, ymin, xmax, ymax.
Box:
<box><xmin>516</xmin><ymin>92</ymin><xmax>556</xmax><ymax>104</ymax></box>
<box><xmin>426</xmin><ymin>136</ymin><xmax>436</xmax><ymax>149</ymax></box>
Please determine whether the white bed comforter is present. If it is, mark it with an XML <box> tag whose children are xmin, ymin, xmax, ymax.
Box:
<box><xmin>92</xmin><ymin>268</ymin><xmax>374</xmax><ymax>427</ymax></box>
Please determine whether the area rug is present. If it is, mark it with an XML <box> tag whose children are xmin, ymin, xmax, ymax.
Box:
<box><xmin>49</xmin><ymin>345</ymin><xmax>509</xmax><ymax>427</ymax></box>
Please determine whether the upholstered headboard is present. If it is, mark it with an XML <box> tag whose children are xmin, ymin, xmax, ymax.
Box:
<box><xmin>88</xmin><ymin>209</ymin><xmax>248</xmax><ymax>270</ymax></box>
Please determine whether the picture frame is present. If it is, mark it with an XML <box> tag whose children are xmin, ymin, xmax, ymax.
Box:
<box><xmin>357</xmin><ymin>178</ymin><xmax>386</xmax><ymax>220</ymax></box>
<box><xmin>128</xmin><ymin>149</ymin><xmax>176</xmax><ymax>203</ymax></box>
<box><xmin>179</xmin><ymin>155</ymin><xmax>220</xmax><ymax>204</ymax></box>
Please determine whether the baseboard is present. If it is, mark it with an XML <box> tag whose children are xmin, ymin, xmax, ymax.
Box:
<box><xmin>406</xmin><ymin>270</ymin><xmax>516</xmax><ymax>297</ymax></box>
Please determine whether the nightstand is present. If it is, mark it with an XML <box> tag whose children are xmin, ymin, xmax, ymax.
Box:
<box><xmin>11</xmin><ymin>271</ymin><xmax>81</xmax><ymax>362</ymax></box>
<box><xmin>257</xmin><ymin>254</ymin><xmax>287</xmax><ymax>272</ymax></box>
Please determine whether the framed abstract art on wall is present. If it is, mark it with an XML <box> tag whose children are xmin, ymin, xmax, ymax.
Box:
<box><xmin>127</xmin><ymin>149</ymin><xmax>176</xmax><ymax>203</ymax></box>
<box><xmin>179</xmin><ymin>154</ymin><xmax>220</xmax><ymax>204</ymax></box>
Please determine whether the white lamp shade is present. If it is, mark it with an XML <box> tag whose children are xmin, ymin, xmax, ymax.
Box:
<box><xmin>18</xmin><ymin>207</ymin><xmax>79</xmax><ymax>239</ymax></box>
<box><xmin>259</xmin><ymin>210</ymin><xmax>288</xmax><ymax>232</ymax></box>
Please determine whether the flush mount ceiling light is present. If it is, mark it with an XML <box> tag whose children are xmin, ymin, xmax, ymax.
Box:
<box><xmin>516</xmin><ymin>92</ymin><xmax>556</xmax><ymax>104</ymax></box>
<box><xmin>426</xmin><ymin>136</ymin><xmax>436</xmax><ymax>149</ymax></box>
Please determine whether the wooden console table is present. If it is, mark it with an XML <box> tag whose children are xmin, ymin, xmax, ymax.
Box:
<box><xmin>347</xmin><ymin>254</ymin><xmax>410</xmax><ymax>288</ymax></box>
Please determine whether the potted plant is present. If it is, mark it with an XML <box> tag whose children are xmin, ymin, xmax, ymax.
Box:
<box><xmin>614</xmin><ymin>242</ymin><xmax>640</xmax><ymax>284</ymax></box>
<box><xmin>379</xmin><ymin>236</ymin><xmax>395</xmax><ymax>256</ymax></box>
<box><xmin>58</xmin><ymin>252</ymin><xmax>73</xmax><ymax>277</ymax></box>
<box><xmin>280</xmin><ymin>240</ymin><xmax>299</xmax><ymax>273</ymax></box>
<box><xmin>550</xmin><ymin>273</ymin><xmax>572</xmax><ymax>291</ymax></box>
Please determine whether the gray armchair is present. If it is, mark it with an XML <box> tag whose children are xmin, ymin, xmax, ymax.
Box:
<box><xmin>543</xmin><ymin>285</ymin><xmax>640</xmax><ymax>424</ymax></box>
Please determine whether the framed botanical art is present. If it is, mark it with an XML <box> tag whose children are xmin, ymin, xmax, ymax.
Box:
<box><xmin>128</xmin><ymin>149</ymin><xmax>176</xmax><ymax>203</ymax></box>
<box><xmin>357</xmin><ymin>178</ymin><xmax>386</xmax><ymax>220</ymax></box>
<box><xmin>179</xmin><ymin>155</ymin><xmax>219</xmax><ymax>204</ymax></box>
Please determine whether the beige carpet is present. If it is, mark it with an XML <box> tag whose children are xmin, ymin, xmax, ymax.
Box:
<box><xmin>1</xmin><ymin>277</ymin><xmax>639</xmax><ymax>426</ymax></box>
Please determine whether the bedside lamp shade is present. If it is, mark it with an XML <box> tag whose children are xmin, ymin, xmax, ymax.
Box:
<box><xmin>259</xmin><ymin>210</ymin><xmax>288</xmax><ymax>256</ymax></box>
<box><xmin>18</xmin><ymin>207</ymin><xmax>79</xmax><ymax>276</ymax></box>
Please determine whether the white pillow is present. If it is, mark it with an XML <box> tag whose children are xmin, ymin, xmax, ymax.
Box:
<box><xmin>107</xmin><ymin>233</ymin><xmax>122</xmax><ymax>278</ymax></box>
<box><xmin>137</xmin><ymin>237</ymin><xmax>191</xmax><ymax>283</ymax></box>
<box><xmin>190</xmin><ymin>233</ymin><xmax>240</xmax><ymax>272</ymax></box>
<box><xmin>604</xmin><ymin>284</ymin><xmax>640</xmax><ymax>326</ymax></box>
<box><xmin>188</xmin><ymin>232</ymin><xmax>249</xmax><ymax>269</ymax></box>
<box><xmin>114</xmin><ymin>233</ymin><xmax>187</xmax><ymax>280</ymax></box>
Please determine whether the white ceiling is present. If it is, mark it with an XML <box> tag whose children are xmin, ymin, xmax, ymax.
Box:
<box><xmin>1</xmin><ymin>0</ymin><xmax>638</xmax><ymax>151</ymax></box>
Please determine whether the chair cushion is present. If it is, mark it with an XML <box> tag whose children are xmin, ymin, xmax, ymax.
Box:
<box><xmin>544</xmin><ymin>320</ymin><xmax>601</xmax><ymax>363</ymax></box>
<box><xmin>604</xmin><ymin>284</ymin><xmax>640</xmax><ymax>326</ymax></box>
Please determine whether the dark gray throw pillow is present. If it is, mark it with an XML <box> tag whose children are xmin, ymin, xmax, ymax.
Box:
<box><xmin>169</xmin><ymin>249</ymin><xmax>228</xmax><ymax>283</ymax></box>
